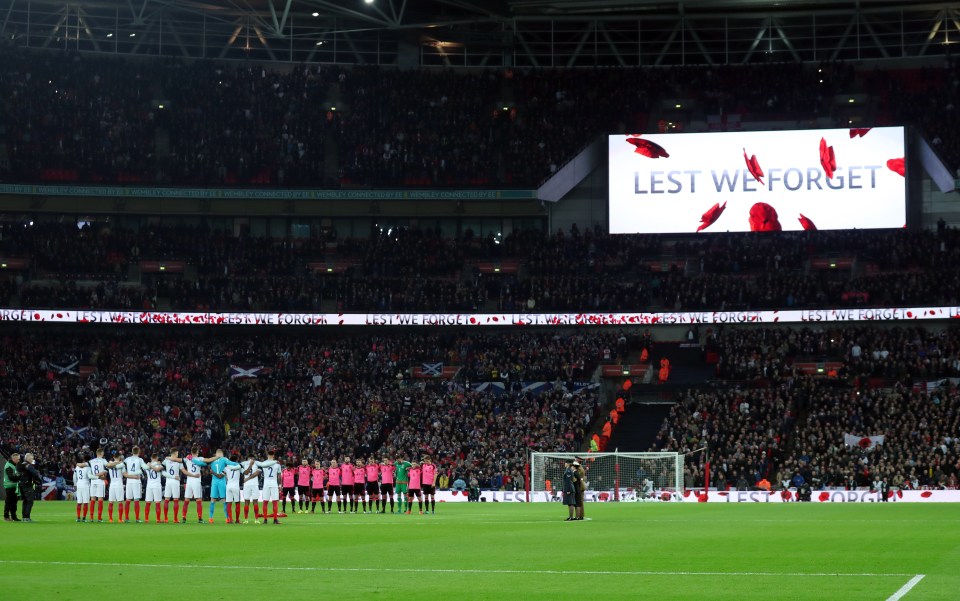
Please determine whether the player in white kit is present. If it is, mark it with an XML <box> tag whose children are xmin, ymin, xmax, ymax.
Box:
<box><xmin>242</xmin><ymin>453</ymin><xmax>262</xmax><ymax>524</ymax></box>
<box><xmin>144</xmin><ymin>453</ymin><xmax>164</xmax><ymax>522</ymax></box>
<box><xmin>161</xmin><ymin>449</ymin><xmax>188</xmax><ymax>523</ymax></box>
<box><xmin>87</xmin><ymin>448</ymin><xmax>108</xmax><ymax>523</ymax></box>
<box><xmin>181</xmin><ymin>445</ymin><xmax>205</xmax><ymax>524</ymax></box>
<box><xmin>224</xmin><ymin>454</ymin><xmax>245</xmax><ymax>524</ymax></box>
<box><xmin>105</xmin><ymin>452</ymin><xmax>126</xmax><ymax>522</ymax></box>
<box><xmin>122</xmin><ymin>446</ymin><xmax>149</xmax><ymax>523</ymax></box>
<box><xmin>257</xmin><ymin>451</ymin><xmax>281</xmax><ymax>525</ymax></box>
<box><xmin>73</xmin><ymin>456</ymin><xmax>91</xmax><ymax>523</ymax></box>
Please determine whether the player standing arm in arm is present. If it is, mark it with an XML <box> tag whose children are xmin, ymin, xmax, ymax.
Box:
<box><xmin>73</xmin><ymin>456</ymin><xmax>91</xmax><ymax>522</ymax></box>
<box><xmin>256</xmin><ymin>452</ymin><xmax>282</xmax><ymax>524</ymax></box>
<box><xmin>223</xmin><ymin>454</ymin><xmax>244</xmax><ymax>524</ymax></box>
<box><xmin>421</xmin><ymin>456</ymin><xmax>437</xmax><ymax>514</ymax></box>
<box><xmin>87</xmin><ymin>448</ymin><xmax>108</xmax><ymax>522</ymax></box>
<box><xmin>105</xmin><ymin>453</ymin><xmax>125</xmax><ymax>522</ymax></box>
<box><xmin>394</xmin><ymin>457</ymin><xmax>411</xmax><ymax>514</ymax></box>
<box><xmin>281</xmin><ymin>463</ymin><xmax>297</xmax><ymax>514</ymax></box>
<box><xmin>242</xmin><ymin>455</ymin><xmax>262</xmax><ymax>523</ymax></box>
<box><xmin>365</xmin><ymin>458</ymin><xmax>380</xmax><ymax>514</ymax></box>
<box><xmin>406</xmin><ymin>462</ymin><xmax>423</xmax><ymax>514</ymax></box>
<box><xmin>352</xmin><ymin>459</ymin><xmax>366</xmax><ymax>514</ymax></box>
<box><xmin>144</xmin><ymin>454</ymin><xmax>165</xmax><ymax>522</ymax></box>
<box><xmin>161</xmin><ymin>450</ymin><xmax>184</xmax><ymax>523</ymax></box>
<box><xmin>122</xmin><ymin>447</ymin><xmax>148</xmax><ymax>523</ymax></box>
<box><xmin>181</xmin><ymin>445</ymin><xmax>205</xmax><ymax>523</ymax></box>
<box><xmin>340</xmin><ymin>457</ymin><xmax>355</xmax><ymax>514</ymax></box>
<box><xmin>326</xmin><ymin>460</ymin><xmax>342</xmax><ymax>514</ymax></box>
<box><xmin>379</xmin><ymin>457</ymin><xmax>395</xmax><ymax>514</ymax></box>
<box><xmin>310</xmin><ymin>461</ymin><xmax>326</xmax><ymax>514</ymax></box>
<box><xmin>296</xmin><ymin>459</ymin><xmax>312</xmax><ymax>514</ymax></box>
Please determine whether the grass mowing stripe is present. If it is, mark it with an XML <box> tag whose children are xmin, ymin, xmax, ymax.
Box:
<box><xmin>0</xmin><ymin>560</ymin><xmax>917</xmax><ymax>578</ymax></box>
<box><xmin>885</xmin><ymin>575</ymin><xmax>925</xmax><ymax>601</ymax></box>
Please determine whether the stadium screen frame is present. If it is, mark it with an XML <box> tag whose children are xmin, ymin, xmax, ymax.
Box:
<box><xmin>608</xmin><ymin>126</ymin><xmax>907</xmax><ymax>234</ymax></box>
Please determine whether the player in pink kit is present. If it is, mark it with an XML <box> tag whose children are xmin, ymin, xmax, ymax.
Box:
<box><xmin>281</xmin><ymin>463</ymin><xmax>296</xmax><ymax>514</ymax></box>
<box><xmin>326</xmin><ymin>460</ymin><xmax>343</xmax><ymax>513</ymax></box>
<box><xmin>341</xmin><ymin>457</ymin><xmax>355</xmax><ymax>514</ymax></box>
<box><xmin>352</xmin><ymin>460</ymin><xmax>367</xmax><ymax>514</ymax></box>
<box><xmin>296</xmin><ymin>458</ymin><xmax>312</xmax><ymax>514</ymax></box>
<box><xmin>421</xmin><ymin>456</ymin><xmax>438</xmax><ymax>514</ymax></box>
<box><xmin>406</xmin><ymin>461</ymin><xmax>424</xmax><ymax>515</ymax></box>
<box><xmin>365</xmin><ymin>458</ymin><xmax>380</xmax><ymax>514</ymax></box>
<box><xmin>310</xmin><ymin>460</ymin><xmax>326</xmax><ymax>514</ymax></box>
<box><xmin>378</xmin><ymin>456</ymin><xmax>395</xmax><ymax>514</ymax></box>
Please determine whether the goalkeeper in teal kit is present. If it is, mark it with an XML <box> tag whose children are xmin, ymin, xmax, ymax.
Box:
<box><xmin>192</xmin><ymin>450</ymin><xmax>240</xmax><ymax>524</ymax></box>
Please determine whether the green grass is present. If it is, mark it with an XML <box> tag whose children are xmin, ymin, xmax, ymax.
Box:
<box><xmin>1</xmin><ymin>501</ymin><xmax>957</xmax><ymax>600</ymax></box>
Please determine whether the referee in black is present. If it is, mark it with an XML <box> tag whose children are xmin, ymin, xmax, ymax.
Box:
<box><xmin>19</xmin><ymin>453</ymin><xmax>43</xmax><ymax>522</ymax></box>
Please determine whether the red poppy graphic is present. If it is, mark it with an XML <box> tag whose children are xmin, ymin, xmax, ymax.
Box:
<box><xmin>749</xmin><ymin>202</ymin><xmax>781</xmax><ymax>232</ymax></box>
<box><xmin>696</xmin><ymin>201</ymin><xmax>727</xmax><ymax>232</ymax></box>
<box><xmin>920</xmin><ymin>491</ymin><xmax>933</xmax><ymax>498</ymax></box>
<box><xmin>818</xmin><ymin>491</ymin><xmax>830</xmax><ymax>502</ymax></box>
<box><xmin>743</xmin><ymin>148</ymin><xmax>764</xmax><ymax>184</ymax></box>
<box><xmin>626</xmin><ymin>136</ymin><xmax>669</xmax><ymax>158</ymax></box>
<box><xmin>798</xmin><ymin>214</ymin><xmax>817</xmax><ymax>231</ymax></box>
<box><xmin>886</xmin><ymin>157</ymin><xmax>905</xmax><ymax>177</ymax></box>
<box><xmin>819</xmin><ymin>137</ymin><xmax>836</xmax><ymax>179</ymax></box>
<box><xmin>849</xmin><ymin>128</ymin><xmax>872</xmax><ymax>138</ymax></box>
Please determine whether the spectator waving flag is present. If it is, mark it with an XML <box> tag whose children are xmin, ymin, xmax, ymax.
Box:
<box><xmin>843</xmin><ymin>433</ymin><xmax>885</xmax><ymax>450</ymax></box>
<box><xmin>49</xmin><ymin>361</ymin><xmax>79</xmax><ymax>376</ymax></box>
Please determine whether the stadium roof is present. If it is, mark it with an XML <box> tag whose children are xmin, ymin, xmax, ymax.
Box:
<box><xmin>3</xmin><ymin>0</ymin><xmax>958</xmax><ymax>65</ymax></box>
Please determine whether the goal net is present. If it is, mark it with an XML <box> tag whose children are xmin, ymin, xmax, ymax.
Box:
<box><xmin>529</xmin><ymin>452</ymin><xmax>683</xmax><ymax>502</ymax></box>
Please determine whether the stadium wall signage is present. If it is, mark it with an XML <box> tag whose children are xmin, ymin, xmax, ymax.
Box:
<box><xmin>1</xmin><ymin>307</ymin><xmax>957</xmax><ymax>326</ymax></box>
<box><xmin>676</xmin><ymin>490</ymin><xmax>960</xmax><ymax>503</ymax></box>
<box><xmin>0</xmin><ymin>184</ymin><xmax>536</xmax><ymax>201</ymax></box>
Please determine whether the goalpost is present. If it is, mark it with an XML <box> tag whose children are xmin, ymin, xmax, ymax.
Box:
<box><xmin>528</xmin><ymin>452</ymin><xmax>683</xmax><ymax>502</ymax></box>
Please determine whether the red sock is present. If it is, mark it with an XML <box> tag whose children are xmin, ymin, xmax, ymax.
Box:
<box><xmin>134</xmin><ymin>501</ymin><xmax>141</xmax><ymax>521</ymax></box>
<box><xmin>163</xmin><ymin>500</ymin><xmax>169</xmax><ymax>521</ymax></box>
<box><xmin>244</xmin><ymin>503</ymin><xmax>250</xmax><ymax>519</ymax></box>
<box><xmin>273</xmin><ymin>501</ymin><xmax>279</xmax><ymax>519</ymax></box>
<box><xmin>82</xmin><ymin>504</ymin><xmax>89</xmax><ymax>518</ymax></box>
<box><xmin>173</xmin><ymin>500</ymin><xmax>179</xmax><ymax>519</ymax></box>
<box><xmin>108</xmin><ymin>503</ymin><xmax>114</xmax><ymax>520</ymax></box>
<box><xmin>235</xmin><ymin>504</ymin><xmax>240</xmax><ymax>521</ymax></box>
<box><xmin>261</xmin><ymin>501</ymin><xmax>268</xmax><ymax>518</ymax></box>
<box><xmin>226</xmin><ymin>503</ymin><xmax>232</xmax><ymax>521</ymax></box>
<box><xmin>98</xmin><ymin>499</ymin><xmax>104</xmax><ymax>520</ymax></box>
<box><xmin>145</xmin><ymin>502</ymin><xmax>152</xmax><ymax>521</ymax></box>
<box><xmin>89</xmin><ymin>499</ymin><xmax>96</xmax><ymax>518</ymax></box>
<box><xmin>197</xmin><ymin>501</ymin><xmax>203</xmax><ymax>519</ymax></box>
<box><xmin>76</xmin><ymin>505</ymin><xmax>81</xmax><ymax>519</ymax></box>
<box><xmin>124</xmin><ymin>500</ymin><xmax>131</xmax><ymax>520</ymax></box>
<box><xmin>253</xmin><ymin>503</ymin><xmax>260</xmax><ymax>518</ymax></box>
<box><xmin>156</xmin><ymin>503</ymin><xmax>161</xmax><ymax>521</ymax></box>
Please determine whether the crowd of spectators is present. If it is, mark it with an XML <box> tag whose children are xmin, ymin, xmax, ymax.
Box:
<box><xmin>6</xmin><ymin>47</ymin><xmax>948</xmax><ymax>189</ymax></box>
<box><xmin>2</xmin><ymin>221</ymin><xmax>959</xmax><ymax>314</ymax></box>
<box><xmin>0</xmin><ymin>331</ymin><xmax>601</xmax><ymax>490</ymax></box>
<box><xmin>653</xmin><ymin>325</ymin><xmax>960</xmax><ymax>491</ymax></box>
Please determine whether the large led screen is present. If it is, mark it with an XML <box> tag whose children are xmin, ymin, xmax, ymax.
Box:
<box><xmin>608</xmin><ymin>127</ymin><xmax>906</xmax><ymax>233</ymax></box>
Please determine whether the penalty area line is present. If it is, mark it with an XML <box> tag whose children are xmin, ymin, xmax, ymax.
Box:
<box><xmin>885</xmin><ymin>575</ymin><xmax>925</xmax><ymax>601</ymax></box>
<box><xmin>0</xmin><ymin>560</ymin><xmax>915</xmax><ymax>578</ymax></box>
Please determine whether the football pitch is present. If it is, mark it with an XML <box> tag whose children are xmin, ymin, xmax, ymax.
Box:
<box><xmin>1</xmin><ymin>502</ymin><xmax>956</xmax><ymax>601</ymax></box>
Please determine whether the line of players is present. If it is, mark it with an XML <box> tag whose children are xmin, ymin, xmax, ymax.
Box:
<box><xmin>72</xmin><ymin>446</ymin><xmax>438</xmax><ymax>524</ymax></box>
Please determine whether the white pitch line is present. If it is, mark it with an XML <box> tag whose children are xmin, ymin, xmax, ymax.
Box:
<box><xmin>885</xmin><ymin>575</ymin><xmax>925</xmax><ymax>601</ymax></box>
<box><xmin>0</xmin><ymin>560</ymin><xmax>915</xmax><ymax>578</ymax></box>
